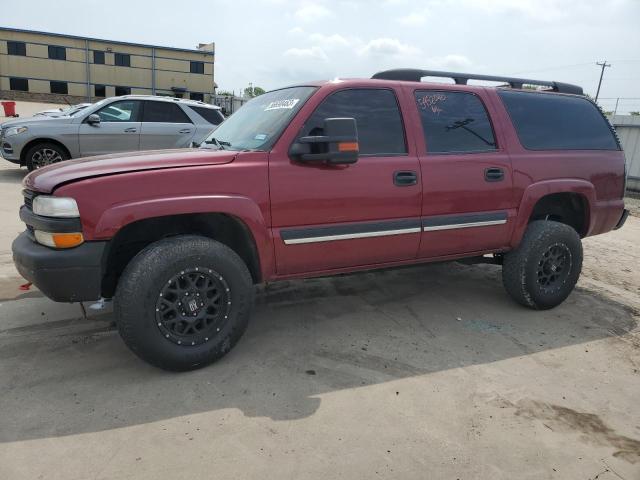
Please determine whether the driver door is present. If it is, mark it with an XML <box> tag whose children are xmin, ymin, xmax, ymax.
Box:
<box><xmin>79</xmin><ymin>100</ymin><xmax>142</xmax><ymax>156</ymax></box>
<box><xmin>269</xmin><ymin>88</ymin><xmax>422</xmax><ymax>275</ymax></box>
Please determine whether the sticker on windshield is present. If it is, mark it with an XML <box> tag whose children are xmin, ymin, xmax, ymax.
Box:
<box><xmin>264</xmin><ymin>99</ymin><xmax>300</xmax><ymax>111</ymax></box>
<box><xmin>254</xmin><ymin>134</ymin><xmax>268</xmax><ymax>141</ymax></box>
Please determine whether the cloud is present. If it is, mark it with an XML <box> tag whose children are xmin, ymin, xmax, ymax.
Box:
<box><xmin>358</xmin><ymin>38</ymin><xmax>420</xmax><ymax>57</ymax></box>
<box><xmin>455</xmin><ymin>0</ymin><xmax>566</xmax><ymax>21</ymax></box>
<box><xmin>294</xmin><ymin>4</ymin><xmax>332</xmax><ymax>22</ymax></box>
<box><xmin>308</xmin><ymin>33</ymin><xmax>353</xmax><ymax>48</ymax></box>
<box><xmin>397</xmin><ymin>11</ymin><xmax>429</xmax><ymax>25</ymax></box>
<box><xmin>283</xmin><ymin>46</ymin><xmax>329</xmax><ymax>61</ymax></box>
<box><xmin>288</xmin><ymin>26</ymin><xmax>305</xmax><ymax>35</ymax></box>
<box><xmin>428</xmin><ymin>54</ymin><xmax>473</xmax><ymax>70</ymax></box>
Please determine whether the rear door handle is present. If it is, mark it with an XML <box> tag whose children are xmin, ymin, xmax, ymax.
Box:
<box><xmin>179</xmin><ymin>129</ymin><xmax>192</xmax><ymax>134</ymax></box>
<box><xmin>394</xmin><ymin>170</ymin><xmax>418</xmax><ymax>186</ymax></box>
<box><xmin>484</xmin><ymin>167</ymin><xmax>504</xmax><ymax>182</ymax></box>
<box><xmin>124</xmin><ymin>127</ymin><xmax>137</xmax><ymax>133</ymax></box>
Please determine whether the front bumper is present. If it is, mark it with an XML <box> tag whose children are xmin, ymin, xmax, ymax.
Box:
<box><xmin>12</xmin><ymin>231</ymin><xmax>107</xmax><ymax>302</ymax></box>
<box><xmin>0</xmin><ymin>135</ymin><xmax>21</xmax><ymax>162</ymax></box>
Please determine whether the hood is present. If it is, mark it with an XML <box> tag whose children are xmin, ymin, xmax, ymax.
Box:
<box><xmin>24</xmin><ymin>148</ymin><xmax>237</xmax><ymax>193</ymax></box>
<box><xmin>1</xmin><ymin>115</ymin><xmax>74</xmax><ymax>128</ymax></box>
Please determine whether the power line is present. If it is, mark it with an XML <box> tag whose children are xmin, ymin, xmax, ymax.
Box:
<box><xmin>595</xmin><ymin>61</ymin><xmax>611</xmax><ymax>102</ymax></box>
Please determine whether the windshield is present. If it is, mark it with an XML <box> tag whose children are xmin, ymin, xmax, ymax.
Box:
<box><xmin>67</xmin><ymin>104</ymin><xmax>91</xmax><ymax>116</ymax></box>
<box><xmin>201</xmin><ymin>86</ymin><xmax>316</xmax><ymax>151</ymax></box>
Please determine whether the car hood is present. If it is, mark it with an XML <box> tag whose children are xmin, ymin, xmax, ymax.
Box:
<box><xmin>1</xmin><ymin>115</ymin><xmax>74</xmax><ymax>128</ymax></box>
<box><xmin>24</xmin><ymin>149</ymin><xmax>237</xmax><ymax>193</ymax></box>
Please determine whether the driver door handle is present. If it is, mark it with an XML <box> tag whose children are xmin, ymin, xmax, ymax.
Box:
<box><xmin>179</xmin><ymin>129</ymin><xmax>192</xmax><ymax>134</ymax></box>
<box><xmin>124</xmin><ymin>127</ymin><xmax>137</xmax><ymax>133</ymax></box>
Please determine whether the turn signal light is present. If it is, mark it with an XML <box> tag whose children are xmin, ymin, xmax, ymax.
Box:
<box><xmin>338</xmin><ymin>142</ymin><xmax>359</xmax><ymax>152</ymax></box>
<box><xmin>34</xmin><ymin>231</ymin><xmax>84</xmax><ymax>249</ymax></box>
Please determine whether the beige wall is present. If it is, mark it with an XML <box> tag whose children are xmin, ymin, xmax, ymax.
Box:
<box><xmin>0</xmin><ymin>29</ymin><xmax>215</xmax><ymax>103</ymax></box>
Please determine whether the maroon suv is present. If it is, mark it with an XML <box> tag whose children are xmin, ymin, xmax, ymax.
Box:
<box><xmin>13</xmin><ymin>69</ymin><xmax>628</xmax><ymax>371</ymax></box>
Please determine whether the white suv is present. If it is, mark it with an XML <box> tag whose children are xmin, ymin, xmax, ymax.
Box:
<box><xmin>0</xmin><ymin>95</ymin><xmax>224</xmax><ymax>170</ymax></box>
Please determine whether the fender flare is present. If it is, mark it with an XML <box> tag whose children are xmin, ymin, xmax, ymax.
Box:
<box><xmin>510</xmin><ymin>179</ymin><xmax>595</xmax><ymax>246</ymax></box>
<box><xmin>94</xmin><ymin>194</ymin><xmax>274</xmax><ymax>279</ymax></box>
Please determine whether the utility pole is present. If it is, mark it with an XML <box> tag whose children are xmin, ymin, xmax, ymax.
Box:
<box><xmin>595</xmin><ymin>61</ymin><xmax>611</xmax><ymax>103</ymax></box>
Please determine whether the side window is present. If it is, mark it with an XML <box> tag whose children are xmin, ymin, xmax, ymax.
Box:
<box><xmin>187</xmin><ymin>106</ymin><xmax>225</xmax><ymax>125</ymax></box>
<box><xmin>114</xmin><ymin>53</ymin><xmax>131</xmax><ymax>67</ymax></box>
<box><xmin>301</xmin><ymin>89</ymin><xmax>406</xmax><ymax>156</ymax></box>
<box><xmin>498</xmin><ymin>90</ymin><xmax>619</xmax><ymax>150</ymax></box>
<box><xmin>95</xmin><ymin>100</ymin><xmax>140</xmax><ymax>122</ymax></box>
<box><xmin>115</xmin><ymin>86</ymin><xmax>131</xmax><ymax>96</ymax></box>
<box><xmin>93</xmin><ymin>51</ymin><xmax>105</xmax><ymax>64</ymax></box>
<box><xmin>48</xmin><ymin>45</ymin><xmax>66</xmax><ymax>60</ymax></box>
<box><xmin>7</xmin><ymin>41</ymin><xmax>26</xmax><ymax>56</ymax></box>
<box><xmin>415</xmin><ymin>91</ymin><xmax>496</xmax><ymax>153</ymax></box>
<box><xmin>190</xmin><ymin>61</ymin><xmax>205</xmax><ymax>74</ymax></box>
<box><xmin>143</xmin><ymin>102</ymin><xmax>193</xmax><ymax>123</ymax></box>
<box><xmin>50</xmin><ymin>81</ymin><xmax>68</xmax><ymax>94</ymax></box>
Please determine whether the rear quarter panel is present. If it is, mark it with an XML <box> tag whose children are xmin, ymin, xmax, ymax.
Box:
<box><xmin>486</xmin><ymin>90</ymin><xmax>626</xmax><ymax>244</ymax></box>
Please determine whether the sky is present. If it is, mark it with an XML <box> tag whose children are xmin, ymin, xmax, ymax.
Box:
<box><xmin>2</xmin><ymin>0</ymin><xmax>639</xmax><ymax>112</ymax></box>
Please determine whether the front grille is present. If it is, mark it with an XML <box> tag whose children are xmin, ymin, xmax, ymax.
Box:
<box><xmin>23</xmin><ymin>189</ymin><xmax>38</xmax><ymax>210</ymax></box>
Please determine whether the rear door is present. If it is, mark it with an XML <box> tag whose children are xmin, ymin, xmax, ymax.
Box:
<box><xmin>270</xmin><ymin>87</ymin><xmax>422</xmax><ymax>275</ymax></box>
<box><xmin>139</xmin><ymin>101</ymin><xmax>196</xmax><ymax>150</ymax></box>
<box><xmin>78</xmin><ymin>100</ymin><xmax>141</xmax><ymax>156</ymax></box>
<box><xmin>410</xmin><ymin>88</ymin><xmax>516</xmax><ymax>258</ymax></box>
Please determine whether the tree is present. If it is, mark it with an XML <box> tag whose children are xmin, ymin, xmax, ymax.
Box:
<box><xmin>216</xmin><ymin>90</ymin><xmax>234</xmax><ymax>97</ymax></box>
<box><xmin>244</xmin><ymin>85</ymin><xmax>265</xmax><ymax>98</ymax></box>
<box><xmin>630</xmin><ymin>111</ymin><xmax>640</xmax><ymax>116</ymax></box>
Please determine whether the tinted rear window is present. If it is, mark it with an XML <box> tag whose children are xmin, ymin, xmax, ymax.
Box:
<box><xmin>498</xmin><ymin>90</ymin><xmax>618</xmax><ymax>150</ymax></box>
<box><xmin>143</xmin><ymin>101</ymin><xmax>192</xmax><ymax>123</ymax></box>
<box><xmin>188</xmin><ymin>106</ymin><xmax>225</xmax><ymax>125</ymax></box>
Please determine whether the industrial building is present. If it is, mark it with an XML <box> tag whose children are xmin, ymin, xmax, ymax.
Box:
<box><xmin>0</xmin><ymin>27</ymin><xmax>215</xmax><ymax>103</ymax></box>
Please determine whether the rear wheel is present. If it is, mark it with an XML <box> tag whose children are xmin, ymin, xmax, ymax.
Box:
<box><xmin>25</xmin><ymin>142</ymin><xmax>68</xmax><ymax>171</ymax></box>
<box><xmin>502</xmin><ymin>220</ymin><xmax>582</xmax><ymax>310</ymax></box>
<box><xmin>114</xmin><ymin>235</ymin><xmax>254</xmax><ymax>371</ymax></box>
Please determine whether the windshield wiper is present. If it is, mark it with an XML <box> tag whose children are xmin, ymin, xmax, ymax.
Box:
<box><xmin>204</xmin><ymin>137</ymin><xmax>232</xmax><ymax>150</ymax></box>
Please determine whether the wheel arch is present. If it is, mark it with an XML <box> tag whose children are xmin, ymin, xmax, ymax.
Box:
<box><xmin>20</xmin><ymin>138</ymin><xmax>72</xmax><ymax>165</ymax></box>
<box><xmin>101</xmin><ymin>212</ymin><xmax>264</xmax><ymax>298</ymax></box>
<box><xmin>511</xmin><ymin>179</ymin><xmax>595</xmax><ymax>246</ymax></box>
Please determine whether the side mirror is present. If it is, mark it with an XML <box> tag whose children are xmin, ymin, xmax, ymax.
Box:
<box><xmin>289</xmin><ymin>117</ymin><xmax>359</xmax><ymax>165</ymax></box>
<box><xmin>86</xmin><ymin>114</ymin><xmax>101</xmax><ymax>125</ymax></box>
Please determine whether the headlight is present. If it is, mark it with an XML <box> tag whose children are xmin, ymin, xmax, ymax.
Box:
<box><xmin>5</xmin><ymin>126</ymin><xmax>28</xmax><ymax>137</ymax></box>
<box><xmin>32</xmin><ymin>196</ymin><xmax>80</xmax><ymax>217</ymax></box>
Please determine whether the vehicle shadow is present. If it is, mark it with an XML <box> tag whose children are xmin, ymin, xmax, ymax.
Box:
<box><xmin>0</xmin><ymin>261</ymin><xmax>636</xmax><ymax>442</ymax></box>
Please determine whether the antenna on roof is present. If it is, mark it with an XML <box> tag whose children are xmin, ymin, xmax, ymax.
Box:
<box><xmin>371</xmin><ymin>69</ymin><xmax>583</xmax><ymax>95</ymax></box>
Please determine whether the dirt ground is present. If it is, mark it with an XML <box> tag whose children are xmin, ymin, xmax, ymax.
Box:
<box><xmin>0</xmin><ymin>162</ymin><xmax>638</xmax><ymax>480</ymax></box>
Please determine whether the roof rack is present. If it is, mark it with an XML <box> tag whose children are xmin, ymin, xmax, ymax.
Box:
<box><xmin>371</xmin><ymin>69</ymin><xmax>583</xmax><ymax>95</ymax></box>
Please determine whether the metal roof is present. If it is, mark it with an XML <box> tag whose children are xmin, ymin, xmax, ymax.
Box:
<box><xmin>0</xmin><ymin>26</ymin><xmax>213</xmax><ymax>55</ymax></box>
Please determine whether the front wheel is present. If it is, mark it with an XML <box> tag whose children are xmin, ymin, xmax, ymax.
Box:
<box><xmin>502</xmin><ymin>220</ymin><xmax>583</xmax><ymax>310</ymax></box>
<box><xmin>25</xmin><ymin>142</ymin><xmax>69</xmax><ymax>171</ymax></box>
<box><xmin>114</xmin><ymin>235</ymin><xmax>254</xmax><ymax>371</ymax></box>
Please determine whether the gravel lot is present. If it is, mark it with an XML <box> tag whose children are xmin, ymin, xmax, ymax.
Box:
<box><xmin>0</xmin><ymin>162</ymin><xmax>638</xmax><ymax>480</ymax></box>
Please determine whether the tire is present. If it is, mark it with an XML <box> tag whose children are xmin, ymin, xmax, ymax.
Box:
<box><xmin>25</xmin><ymin>142</ymin><xmax>69</xmax><ymax>171</ymax></box>
<box><xmin>114</xmin><ymin>235</ymin><xmax>254</xmax><ymax>371</ymax></box>
<box><xmin>502</xmin><ymin>220</ymin><xmax>582</xmax><ymax>310</ymax></box>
